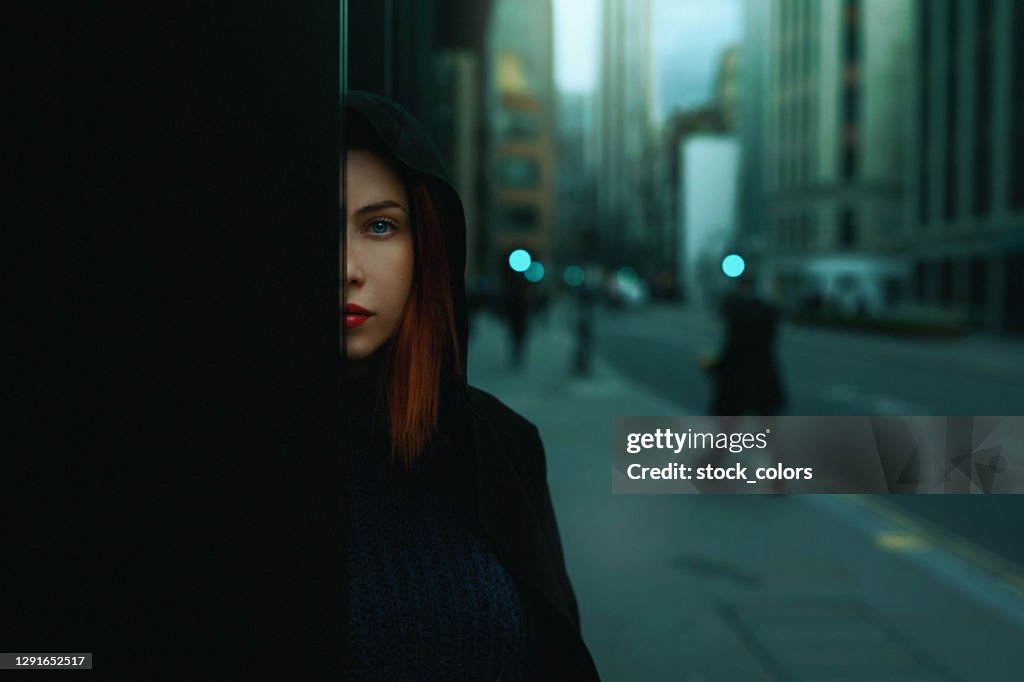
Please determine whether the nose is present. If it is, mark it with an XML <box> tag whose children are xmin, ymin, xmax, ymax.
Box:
<box><xmin>344</xmin><ymin>240</ymin><xmax>365</xmax><ymax>288</ymax></box>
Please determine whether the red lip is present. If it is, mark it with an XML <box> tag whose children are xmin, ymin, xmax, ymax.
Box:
<box><xmin>343</xmin><ymin>303</ymin><xmax>372</xmax><ymax>329</ymax></box>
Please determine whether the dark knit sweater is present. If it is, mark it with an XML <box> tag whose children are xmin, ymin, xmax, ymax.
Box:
<box><xmin>346</xmin><ymin>386</ymin><xmax>526</xmax><ymax>681</ymax></box>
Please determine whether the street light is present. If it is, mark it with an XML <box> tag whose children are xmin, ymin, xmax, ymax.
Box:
<box><xmin>508</xmin><ymin>249</ymin><xmax>532</xmax><ymax>273</ymax></box>
<box><xmin>722</xmin><ymin>253</ymin><xmax>746</xmax><ymax>278</ymax></box>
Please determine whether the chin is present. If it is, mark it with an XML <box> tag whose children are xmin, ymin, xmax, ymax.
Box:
<box><xmin>344</xmin><ymin>341</ymin><xmax>383</xmax><ymax>363</ymax></box>
<box><xmin>344</xmin><ymin>347</ymin><xmax>370</xmax><ymax>361</ymax></box>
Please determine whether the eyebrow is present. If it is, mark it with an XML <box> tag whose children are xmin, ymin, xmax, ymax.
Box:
<box><xmin>354</xmin><ymin>199</ymin><xmax>408</xmax><ymax>216</ymax></box>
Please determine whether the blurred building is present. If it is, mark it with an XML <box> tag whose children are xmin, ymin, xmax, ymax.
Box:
<box><xmin>907</xmin><ymin>0</ymin><xmax>1024</xmax><ymax>334</ymax></box>
<box><xmin>757</xmin><ymin>0</ymin><xmax>914</xmax><ymax>317</ymax></box>
<box><xmin>736</xmin><ymin>0</ymin><xmax>772</xmax><ymax>275</ymax></box>
<box><xmin>595</xmin><ymin>0</ymin><xmax>656</xmax><ymax>270</ymax></box>
<box><xmin>435</xmin><ymin>52</ymin><xmax>483</xmax><ymax>278</ymax></box>
<box><xmin>652</xmin><ymin>46</ymin><xmax>738</xmax><ymax>302</ymax></box>
<box><xmin>554</xmin><ymin>91</ymin><xmax>598</xmax><ymax>269</ymax></box>
<box><xmin>485</xmin><ymin>0</ymin><xmax>556</xmax><ymax>277</ymax></box>
<box><xmin>681</xmin><ymin>136</ymin><xmax>741</xmax><ymax>305</ymax></box>
<box><xmin>714</xmin><ymin>46</ymin><xmax>741</xmax><ymax>131</ymax></box>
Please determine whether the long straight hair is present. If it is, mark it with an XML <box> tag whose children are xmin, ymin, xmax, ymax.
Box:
<box><xmin>378</xmin><ymin>177</ymin><xmax>462</xmax><ymax>468</ymax></box>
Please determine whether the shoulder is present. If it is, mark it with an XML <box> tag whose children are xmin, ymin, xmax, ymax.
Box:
<box><xmin>466</xmin><ymin>386</ymin><xmax>546</xmax><ymax>482</ymax></box>
<box><xmin>466</xmin><ymin>386</ymin><xmax>540</xmax><ymax>443</ymax></box>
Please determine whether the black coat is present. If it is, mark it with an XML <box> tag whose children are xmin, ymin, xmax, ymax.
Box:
<box><xmin>469</xmin><ymin>387</ymin><xmax>600</xmax><ymax>680</ymax></box>
<box><xmin>710</xmin><ymin>293</ymin><xmax>787</xmax><ymax>415</ymax></box>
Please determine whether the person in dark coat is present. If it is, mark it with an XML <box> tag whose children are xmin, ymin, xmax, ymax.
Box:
<box><xmin>501</xmin><ymin>262</ymin><xmax>531</xmax><ymax>369</ymax></box>
<box><xmin>343</xmin><ymin>91</ymin><xmax>600</xmax><ymax>681</ymax></box>
<box><xmin>707</xmin><ymin>275</ymin><xmax>787</xmax><ymax>418</ymax></box>
<box><xmin>701</xmin><ymin>276</ymin><xmax>788</xmax><ymax>492</ymax></box>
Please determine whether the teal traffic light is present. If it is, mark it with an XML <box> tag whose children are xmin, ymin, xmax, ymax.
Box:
<box><xmin>722</xmin><ymin>253</ymin><xmax>745</xmax><ymax>278</ymax></box>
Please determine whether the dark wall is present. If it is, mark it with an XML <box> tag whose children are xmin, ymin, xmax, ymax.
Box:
<box><xmin>6</xmin><ymin>4</ymin><xmax>344</xmax><ymax>679</ymax></box>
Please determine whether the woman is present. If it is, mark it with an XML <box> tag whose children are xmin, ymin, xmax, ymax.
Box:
<box><xmin>343</xmin><ymin>91</ymin><xmax>600</xmax><ymax>680</ymax></box>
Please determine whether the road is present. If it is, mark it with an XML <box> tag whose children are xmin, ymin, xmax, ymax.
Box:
<box><xmin>593</xmin><ymin>303</ymin><xmax>1024</xmax><ymax>417</ymax></box>
<box><xmin>593</xmin><ymin>302</ymin><xmax>1024</xmax><ymax>569</ymax></box>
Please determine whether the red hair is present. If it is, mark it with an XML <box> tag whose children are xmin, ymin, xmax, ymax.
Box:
<box><xmin>379</xmin><ymin>178</ymin><xmax>462</xmax><ymax>468</ymax></box>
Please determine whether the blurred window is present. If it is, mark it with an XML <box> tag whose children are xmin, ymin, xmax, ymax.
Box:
<box><xmin>843</xmin><ymin>0</ymin><xmax>860</xmax><ymax>60</ymax></box>
<box><xmin>1011</xmin><ymin>0</ymin><xmax>1024</xmax><ymax>210</ymax></box>
<box><xmin>842</xmin><ymin>124</ymin><xmax>858</xmax><ymax>180</ymax></box>
<box><xmin>496</xmin><ymin>156</ymin><xmax>540</xmax><ymax>188</ymax></box>
<box><xmin>839</xmin><ymin>209</ymin><xmax>857</xmax><ymax>247</ymax></box>
<box><xmin>940</xmin><ymin>259</ymin><xmax>954</xmax><ymax>305</ymax></box>
<box><xmin>944</xmin><ymin>0</ymin><xmax>959</xmax><ymax>221</ymax></box>
<box><xmin>841</xmin><ymin>0</ymin><xmax>859</xmax><ymax>182</ymax></box>
<box><xmin>970</xmin><ymin>257</ymin><xmax>987</xmax><ymax>305</ymax></box>
<box><xmin>973</xmin><ymin>0</ymin><xmax>993</xmax><ymax>216</ymax></box>
<box><xmin>505</xmin><ymin>110</ymin><xmax>540</xmax><ymax>139</ymax></box>
<box><xmin>1003</xmin><ymin>255</ymin><xmax>1024</xmax><ymax>332</ymax></box>
<box><xmin>884</xmin><ymin>277</ymin><xmax>901</xmax><ymax>307</ymax></box>
<box><xmin>500</xmin><ymin>205</ymin><xmax>539</xmax><ymax>232</ymax></box>
<box><xmin>914</xmin><ymin>261</ymin><xmax>927</xmax><ymax>302</ymax></box>
<box><xmin>836</xmin><ymin>274</ymin><xmax>858</xmax><ymax>294</ymax></box>
<box><xmin>917</xmin><ymin>0</ymin><xmax>932</xmax><ymax>225</ymax></box>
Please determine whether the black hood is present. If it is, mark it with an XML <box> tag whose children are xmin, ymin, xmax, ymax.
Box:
<box><xmin>343</xmin><ymin>90</ymin><xmax>469</xmax><ymax>382</ymax></box>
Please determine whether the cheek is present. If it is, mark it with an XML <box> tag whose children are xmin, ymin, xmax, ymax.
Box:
<box><xmin>362</xmin><ymin>241</ymin><xmax>414</xmax><ymax>323</ymax></box>
<box><xmin>396</xmin><ymin>249</ymin><xmax>414</xmax><ymax>292</ymax></box>
<box><xmin>386</xmin><ymin>240</ymin><xmax>414</xmax><ymax>308</ymax></box>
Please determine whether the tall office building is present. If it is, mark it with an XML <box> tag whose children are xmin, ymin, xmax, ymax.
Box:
<box><xmin>908</xmin><ymin>0</ymin><xmax>1024</xmax><ymax>333</ymax></box>
<box><xmin>760</xmin><ymin>0</ymin><xmax>913</xmax><ymax>312</ymax></box>
<box><xmin>485</xmin><ymin>0</ymin><xmax>556</xmax><ymax>274</ymax></box>
<box><xmin>736</xmin><ymin>0</ymin><xmax>771</xmax><ymax>264</ymax></box>
<box><xmin>595</xmin><ymin>0</ymin><xmax>656</xmax><ymax>266</ymax></box>
<box><xmin>554</xmin><ymin>90</ymin><xmax>598</xmax><ymax>264</ymax></box>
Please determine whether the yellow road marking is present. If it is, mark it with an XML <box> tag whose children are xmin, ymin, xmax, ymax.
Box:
<box><xmin>874</xmin><ymin>531</ymin><xmax>928</xmax><ymax>552</ymax></box>
<box><xmin>845</xmin><ymin>495</ymin><xmax>1024</xmax><ymax>597</ymax></box>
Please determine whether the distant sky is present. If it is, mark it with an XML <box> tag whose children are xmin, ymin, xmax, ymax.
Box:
<box><xmin>654</xmin><ymin>0</ymin><xmax>742</xmax><ymax>115</ymax></box>
<box><xmin>554</xmin><ymin>0</ymin><xmax>742</xmax><ymax>117</ymax></box>
<box><xmin>553</xmin><ymin>0</ymin><xmax>600</xmax><ymax>93</ymax></box>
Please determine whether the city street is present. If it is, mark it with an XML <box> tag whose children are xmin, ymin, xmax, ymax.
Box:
<box><xmin>468</xmin><ymin>299</ymin><xmax>1024</xmax><ymax>681</ymax></box>
<box><xmin>595</xmin><ymin>303</ymin><xmax>1024</xmax><ymax>419</ymax></box>
<box><xmin>592</xmin><ymin>302</ymin><xmax>1024</xmax><ymax>571</ymax></box>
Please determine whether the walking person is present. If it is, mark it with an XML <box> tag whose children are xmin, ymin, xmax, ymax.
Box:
<box><xmin>501</xmin><ymin>266</ymin><xmax>531</xmax><ymax>370</ymax></box>
<box><xmin>707</xmin><ymin>275</ymin><xmax>787</xmax><ymax>419</ymax></box>
<box><xmin>701</xmin><ymin>275</ymin><xmax>788</xmax><ymax>491</ymax></box>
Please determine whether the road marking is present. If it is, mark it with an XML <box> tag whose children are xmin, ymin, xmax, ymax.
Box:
<box><xmin>807</xmin><ymin>495</ymin><xmax>1024</xmax><ymax>632</ymax></box>
<box><xmin>874</xmin><ymin>531</ymin><xmax>929</xmax><ymax>552</ymax></box>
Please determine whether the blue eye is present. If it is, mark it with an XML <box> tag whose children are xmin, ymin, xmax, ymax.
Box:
<box><xmin>366</xmin><ymin>219</ymin><xmax>396</xmax><ymax>236</ymax></box>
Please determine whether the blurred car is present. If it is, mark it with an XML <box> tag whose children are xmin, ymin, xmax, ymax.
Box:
<box><xmin>604</xmin><ymin>275</ymin><xmax>649</xmax><ymax>308</ymax></box>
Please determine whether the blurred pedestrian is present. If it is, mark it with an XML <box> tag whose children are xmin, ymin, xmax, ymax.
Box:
<box><xmin>501</xmin><ymin>265</ymin><xmax>530</xmax><ymax>370</ymax></box>
<box><xmin>707</xmin><ymin>275</ymin><xmax>787</xmax><ymax>417</ymax></box>
<box><xmin>701</xmin><ymin>275</ymin><xmax>788</xmax><ymax>491</ymax></box>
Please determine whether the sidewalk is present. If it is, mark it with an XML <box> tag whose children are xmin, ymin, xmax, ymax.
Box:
<box><xmin>467</xmin><ymin>306</ymin><xmax>1024</xmax><ymax>682</ymax></box>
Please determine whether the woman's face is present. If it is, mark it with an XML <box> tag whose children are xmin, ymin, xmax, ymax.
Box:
<box><xmin>341</xmin><ymin>149</ymin><xmax>414</xmax><ymax>363</ymax></box>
